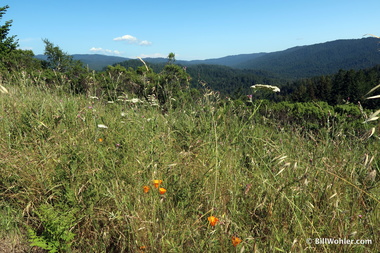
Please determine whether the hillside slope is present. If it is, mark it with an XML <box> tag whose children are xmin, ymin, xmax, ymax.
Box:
<box><xmin>35</xmin><ymin>54</ymin><xmax>130</xmax><ymax>71</ymax></box>
<box><xmin>35</xmin><ymin>37</ymin><xmax>380</xmax><ymax>78</ymax></box>
<box><xmin>232</xmin><ymin>37</ymin><xmax>380</xmax><ymax>78</ymax></box>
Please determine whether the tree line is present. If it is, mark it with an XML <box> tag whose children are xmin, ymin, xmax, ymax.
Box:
<box><xmin>2</xmin><ymin>4</ymin><xmax>380</xmax><ymax>110</ymax></box>
<box><xmin>279</xmin><ymin>66</ymin><xmax>380</xmax><ymax>108</ymax></box>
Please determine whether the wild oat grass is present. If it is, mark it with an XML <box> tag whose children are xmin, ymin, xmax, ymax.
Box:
<box><xmin>0</xmin><ymin>73</ymin><xmax>379</xmax><ymax>252</ymax></box>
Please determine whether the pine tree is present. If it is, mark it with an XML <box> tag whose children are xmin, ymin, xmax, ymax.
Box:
<box><xmin>0</xmin><ymin>5</ymin><xmax>18</xmax><ymax>55</ymax></box>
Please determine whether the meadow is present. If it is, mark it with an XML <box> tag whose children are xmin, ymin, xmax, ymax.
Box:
<box><xmin>0</xmin><ymin>71</ymin><xmax>379</xmax><ymax>253</ymax></box>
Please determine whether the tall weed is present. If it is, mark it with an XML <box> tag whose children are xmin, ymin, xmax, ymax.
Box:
<box><xmin>0</xmin><ymin>72</ymin><xmax>379</xmax><ymax>252</ymax></box>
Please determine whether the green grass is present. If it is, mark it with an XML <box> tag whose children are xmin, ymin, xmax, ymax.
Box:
<box><xmin>0</xmin><ymin>76</ymin><xmax>379</xmax><ymax>252</ymax></box>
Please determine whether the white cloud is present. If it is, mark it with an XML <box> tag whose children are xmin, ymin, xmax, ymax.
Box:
<box><xmin>136</xmin><ymin>53</ymin><xmax>166</xmax><ymax>58</ymax></box>
<box><xmin>90</xmin><ymin>47</ymin><xmax>122</xmax><ymax>55</ymax></box>
<box><xmin>113</xmin><ymin>34</ymin><xmax>152</xmax><ymax>46</ymax></box>
<box><xmin>139</xmin><ymin>40</ymin><xmax>152</xmax><ymax>46</ymax></box>
<box><xmin>113</xmin><ymin>35</ymin><xmax>138</xmax><ymax>43</ymax></box>
<box><xmin>90</xmin><ymin>47</ymin><xmax>103</xmax><ymax>52</ymax></box>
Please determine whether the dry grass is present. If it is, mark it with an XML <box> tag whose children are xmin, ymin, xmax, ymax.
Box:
<box><xmin>0</xmin><ymin>74</ymin><xmax>379</xmax><ymax>252</ymax></box>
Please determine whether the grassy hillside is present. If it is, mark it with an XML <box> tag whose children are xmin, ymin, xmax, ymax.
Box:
<box><xmin>1</xmin><ymin>72</ymin><xmax>379</xmax><ymax>252</ymax></box>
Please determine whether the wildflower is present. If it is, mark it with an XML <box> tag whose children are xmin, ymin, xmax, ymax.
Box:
<box><xmin>366</xmin><ymin>169</ymin><xmax>377</xmax><ymax>182</ymax></box>
<box><xmin>251</xmin><ymin>84</ymin><xmax>280</xmax><ymax>93</ymax></box>
<box><xmin>231</xmin><ymin>236</ymin><xmax>242</xmax><ymax>247</ymax></box>
<box><xmin>158</xmin><ymin>187</ymin><xmax>167</xmax><ymax>195</ymax></box>
<box><xmin>244</xmin><ymin>183</ymin><xmax>252</xmax><ymax>195</ymax></box>
<box><xmin>77</xmin><ymin>113</ymin><xmax>85</xmax><ymax>121</ymax></box>
<box><xmin>143</xmin><ymin>186</ymin><xmax>150</xmax><ymax>193</ymax></box>
<box><xmin>98</xmin><ymin>138</ymin><xmax>103</xmax><ymax>142</ymax></box>
<box><xmin>152</xmin><ymin>180</ymin><xmax>163</xmax><ymax>188</ymax></box>
<box><xmin>97</xmin><ymin>124</ymin><xmax>108</xmax><ymax>129</ymax></box>
<box><xmin>208</xmin><ymin>216</ymin><xmax>219</xmax><ymax>226</ymax></box>
<box><xmin>126</xmin><ymin>98</ymin><xmax>143</xmax><ymax>104</ymax></box>
<box><xmin>0</xmin><ymin>84</ymin><xmax>8</xmax><ymax>94</ymax></box>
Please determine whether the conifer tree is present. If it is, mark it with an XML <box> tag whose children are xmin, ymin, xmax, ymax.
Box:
<box><xmin>0</xmin><ymin>5</ymin><xmax>18</xmax><ymax>55</ymax></box>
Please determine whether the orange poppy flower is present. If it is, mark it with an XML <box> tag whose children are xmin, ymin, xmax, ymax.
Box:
<box><xmin>208</xmin><ymin>216</ymin><xmax>219</xmax><ymax>226</ymax></box>
<box><xmin>143</xmin><ymin>186</ymin><xmax>150</xmax><ymax>193</ymax></box>
<box><xmin>231</xmin><ymin>236</ymin><xmax>242</xmax><ymax>247</ymax></box>
<box><xmin>158</xmin><ymin>187</ymin><xmax>167</xmax><ymax>194</ymax></box>
<box><xmin>152</xmin><ymin>180</ymin><xmax>163</xmax><ymax>188</ymax></box>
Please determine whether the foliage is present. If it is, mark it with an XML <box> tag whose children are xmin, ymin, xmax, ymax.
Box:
<box><xmin>0</xmin><ymin>14</ymin><xmax>379</xmax><ymax>250</ymax></box>
<box><xmin>43</xmin><ymin>39</ymin><xmax>74</xmax><ymax>72</ymax></box>
<box><xmin>0</xmin><ymin>5</ymin><xmax>18</xmax><ymax>55</ymax></box>
<box><xmin>0</xmin><ymin>5</ymin><xmax>24</xmax><ymax>72</ymax></box>
<box><xmin>167</xmin><ymin>52</ymin><xmax>176</xmax><ymax>64</ymax></box>
<box><xmin>0</xmin><ymin>49</ymin><xmax>42</xmax><ymax>73</ymax></box>
<box><xmin>27</xmin><ymin>203</ymin><xmax>77</xmax><ymax>253</ymax></box>
<box><xmin>114</xmin><ymin>59</ymin><xmax>284</xmax><ymax>96</ymax></box>
<box><xmin>281</xmin><ymin>65</ymin><xmax>380</xmax><ymax>108</ymax></box>
<box><xmin>1</xmin><ymin>74</ymin><xmax>379</xmax><ymax>252</ymax></box>
<box><xmin>41</xmin><ymin>39</ymin><xmax>93</xmax><ymax>93</ymax></box>
<box><xmin>255</xmin><ymin>100</ymin><xmax>369</xmax><ymax>137</ymax></box>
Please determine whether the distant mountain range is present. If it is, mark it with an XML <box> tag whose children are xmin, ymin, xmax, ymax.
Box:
<box><xmin>35</xmin><ymin>54</ymin><xmax>129</xmax><ymax>71</ymax></box>
<box><xmin>35</xmin><ymin>37</ymin><xmax>380</xmax><ymax>79</ymax></box>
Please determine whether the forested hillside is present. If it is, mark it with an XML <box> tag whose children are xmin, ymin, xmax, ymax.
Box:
<box><xmin>114</xmin><ymin>59</ymin><xmax>284</xmax><ymax>96</ymax></box>
<box><xmin>280</xmin><ymin>64</ymin><xmax>380</xmax><ymax>108</ymax></box>
<box><xmin>34</xmin><ymin>37</ymin><xmax>380</xmax><ymax>79</ymax></box>
<box><xmin>233</xmin><ymin>38</ymin><xmax>380</xmax><ymax>78</ymax></box>
<box><xmin>114</xmin><ymin>57</ymin><xmax>380</xmax><ymax>107</ymax></box>
<box><xmin>35</xmin><ymin>54</ymin><xmax>130</xmax><ymax>71</ymax></box>
<box><xmin>130</xmin><ymin>37</ymin><xmax>380</xmax><ymax>79</ymax></box>
<box><xmin>137</xmin><ymin>38</ymin><xmax>380</xmax><ymax>79</ymax></box>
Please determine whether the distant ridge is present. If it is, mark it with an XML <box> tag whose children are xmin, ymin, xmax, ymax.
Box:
<box><xmin>122</xmin><ymin>38</ymin><xmax>380</xmax><ymax>79</ymax></box>
<box><xmin>35</xmin><ymin>37</ymin><xmax>380</xmax><ymax>78</ymax></box>
<box><xmin>71</xmin><ymin>54</ymin><xmax>130</xmax><ymax>70</ymax></box>
<box><xmin>231</xmin><ymin>37</ymin><xmax>380</xmax><ymax>78</ymax></box>
<box><xmin>35</xmin><ymin>54</ymin><xmax>130</xmax><ymax>71</ymax></box>
<box><xmin>184</xmin><ymin>53</ymin><xmax>267</xmax><ymax>66</ymax></box>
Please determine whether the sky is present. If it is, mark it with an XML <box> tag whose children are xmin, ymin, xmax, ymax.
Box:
<box><xmin>3</xmin><ymin>0</ymin><xmax>380</xmax><ymax>60</ymax></box>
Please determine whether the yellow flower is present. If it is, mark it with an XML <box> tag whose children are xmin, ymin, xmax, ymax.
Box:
<box><xmin>152</xmin><ymin>180</ymin><xmax>163</xmax><ymax>188</ymax></box>
<box><xmin>158</xmin><ymin>187</ymin><xmax>167</xmax><ymax>195</ymax></box>
<box><xmin>231</xmin><ymin>236</ymin><xmax>242</xmax><ymax>247</ymax></box>
<box><xmin>143</xmin><ymin>186</ymin><xmax>150</xmax><ymax>193</ymax></box>
<box><xmin>98</xmin><ymin>138</ymin><xmax>103</xmax><ymax>142</ymax></box>
<box><xmin>208</xmin><ymin>216</ymin><xmax>219</xmax><ymax>226</ymax></box>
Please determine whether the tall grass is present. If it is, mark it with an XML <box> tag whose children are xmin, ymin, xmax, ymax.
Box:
<box><xmin>0</xmin><ymin>72</ymin><xmax>379</xmax><ymax>252</ymax></box>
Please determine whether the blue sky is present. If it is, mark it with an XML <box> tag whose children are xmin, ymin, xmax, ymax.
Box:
<box><xmin>3</xmin><ymin>0</ymin><xmax>380</xmax><ymax>60</ymax></box>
